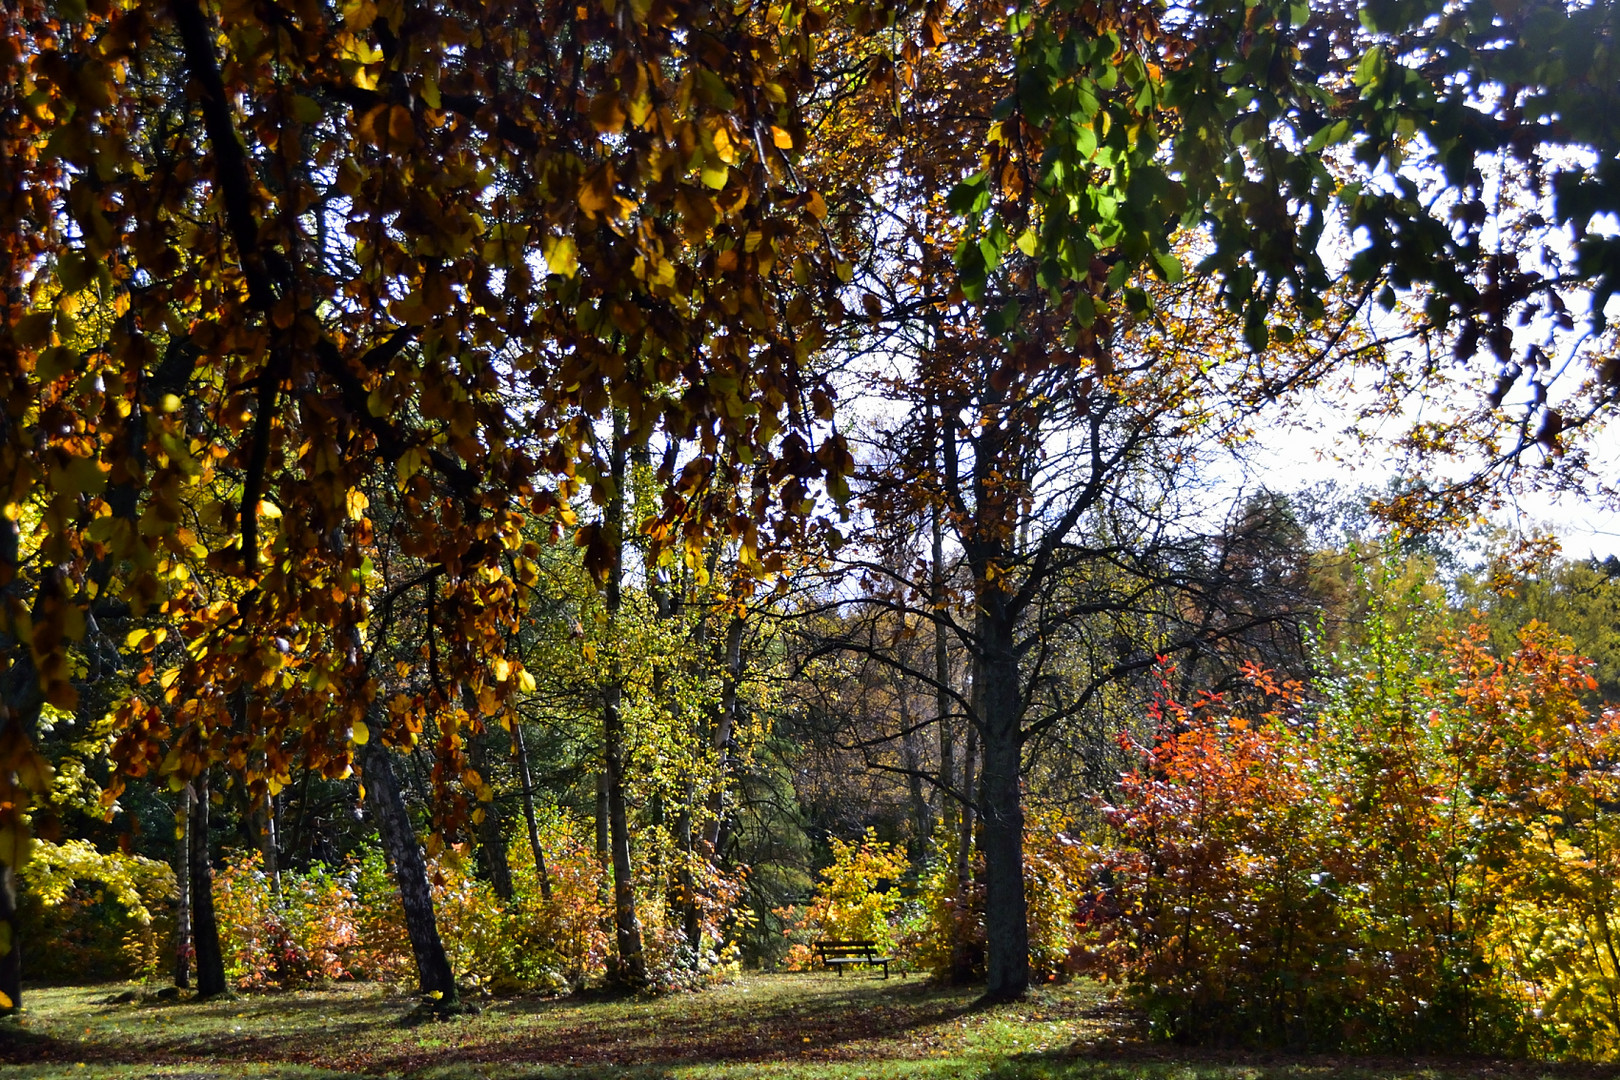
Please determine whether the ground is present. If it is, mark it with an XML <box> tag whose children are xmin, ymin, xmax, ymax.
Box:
<box><xmin>0</xmin><ymin>974</ymin><xmax>1603</xmax><ymax>1080</ymax></box>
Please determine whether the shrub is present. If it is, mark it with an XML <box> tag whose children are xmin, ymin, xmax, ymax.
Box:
<box><xmin>213</xmin><ymin>851</ymin><xmax>361</xmax><ymax>988</ymax></box>
<box><xmin>19</xmin><ymin>839</ymin><xmax>175</xmax><ymax>982</ymax></box>
<box><xmin>1091</xmin><ymin>617</ymin><xmax>1620</xmax><ymax>1058</ymax></box>
<box><xmin>498</xmin><ymin>815</ymin><xmax>610</xmax><ymax>992</ymax></box>
<box><xmin>800</xmin><ymin>830</ymin><xmax>908</xmax><ymax>954</ymax></box>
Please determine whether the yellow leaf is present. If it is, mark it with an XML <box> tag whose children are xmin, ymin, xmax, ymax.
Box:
<box><xmin>711</xmin><ymin>124</ymin><xmax>738</xmax><ymax>164</ymax></box>
<box><xmin>396</xmin><ymin>446</ymin><xmax>428</xmax><ymax>488</ymax></box>
<box><xmin>771</xmin><ymin>125</ymin><xmax>793</xmax><ymax>150</ymax></box>
<box><xmin>351</xmin><ymin>719</ymin><xmax>370</xmax><ymax>746</ymax></box>
<box><xmin>700</xmin><ymin>159</ymin><xmax>728</xmax><ymax>190</ymax></box>
<box><xmin>544</xmin><ymin>235</ymin><xmax>578</xmax><ymax>277</ymax></box>
<box><xmin>346</xmin><ymin>487</ymin><xmax>370</xmax><ymax>520</ymax></box>
<box><xmin>628</xmin><ymin>90</ymin><xmax>652</xmax><ymax>128</ymax></box>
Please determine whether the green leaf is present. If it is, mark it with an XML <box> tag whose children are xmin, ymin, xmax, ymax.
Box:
<box><xmin>1354</xmin><ymin>47</ymin><xmax>1386</xmax><ymax>89</ymax></box>
<box><xmin>291</xmin><ymin>94</ymin><xmax>323</xmax><ymax>124</ymax></box>
<box><xmin>1151</xmin><ymin>250</ymin><xmax>1183</xmax><ymax>284</ymax></box>
<box><xmin>947</xmin><ymin>174</ymin><xmax>987</xmax><ymax>215</ymax></box>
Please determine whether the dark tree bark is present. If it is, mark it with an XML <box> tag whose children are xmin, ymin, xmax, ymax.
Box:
<box><xmin>601</xmin><ymin>416</ymin><xmax>647</xmax><ymax>988</ymax></box>
<box><xmin>933</xmin><ymin>460</ymin><xmax>957</xmax><ymax>841</ymax></box>
<box><xmin>702</xmin><ymin>614</ymin><xmax>745</xmax><ymax>850</ymax></box>
<box><xmin>0</xmin><ymin>515</ymin><xmax>39</xmax><ymax>1012</ymax></box>
<box><xmin>359</xmin><ymin>738</ymin><xmax>456</xmax><ymax>999</ymax></box>
<box><xmin>0</xmin><ymin>864</ymin><xmax>18</xmax><ymax>1011</ymax></box>
<box><xmin>951</xmin><ymin>683</ymin><xmax>979</xmax><ymax>986</ymax></box>
<box><xmin>977</xmin><ymin>594</ymin><xmax>1029</xmax><ymax>1001</ymax></box>
<box><xmin>190</xmin><ymin>772</ymin><xmax>228</xmax><ymax>998</ymax></box>
<box><xmin>467</xmin><ymin>729</ymin><xmax>513</xmax><ymax>901</ymax></box>
<box><xmin>174</xmin><ymin>785</ymin><xmax>192</xmax><ymax>988</ymax></box>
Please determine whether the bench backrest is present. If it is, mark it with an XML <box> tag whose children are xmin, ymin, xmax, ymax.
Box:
<box><xmin>814</xmin><ymin>939</ymin><xmax>882</xmax><ymax>958</ymax></box>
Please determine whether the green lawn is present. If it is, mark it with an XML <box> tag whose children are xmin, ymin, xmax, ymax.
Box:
<box><xmin>0</xmin><ymin>974</ymin><xmax>1598</xmax><ymax>1080</ymax></box>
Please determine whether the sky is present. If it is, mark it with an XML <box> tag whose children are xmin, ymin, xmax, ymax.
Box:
<box><xmin>1238</xmin><ymin>397</ymin><xmax>1620</xmax><ymax>562</ymax></box>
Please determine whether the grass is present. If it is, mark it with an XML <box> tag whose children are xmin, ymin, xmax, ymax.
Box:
<box><xmin>0</xmin><ymin>974</ymin><xmax>1605</xmax><ymax>1080</ymax></box>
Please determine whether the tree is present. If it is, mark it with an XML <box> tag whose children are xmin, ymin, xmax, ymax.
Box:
<box><xmin>795</xmin><ymin>0</ymin><xmax>1620</xmax><ymax>999</ymax></box>
<box><xmin>2</xmin><ymin>0</ymin><xmax>846</xmax><ymax>1002</ymax></box>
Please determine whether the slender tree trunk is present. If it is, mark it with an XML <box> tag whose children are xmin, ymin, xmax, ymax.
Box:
<box><xmin>594</xmin><ymin>771</ymin><xmax>610</xmax><ymax>870</ymax></box>
<box><xmin>604</xmin><ymin>696</ymin><xmax>646</xmax><ymax>985</ymax></box>
<box><xmin>702</xmin><ymin>614</ymin><xmax>744</xmax><ymax>850</ymax></box>
<box><xmin>190</xmin><ymin>772</ymin><xmax>228</xmax><ymax>998</ymax></box>
<box><xmin>602</xmin><ymin>416</ymin><xmax>647</xmax><ymax>987</ymax></box>
<box><xmin>174</xmin><ymin>785</ymin><xmax>192</xmax><ymax>989</ymax></box>
<box><xmin>359</xmin><ymin>739</ymin><xmax>456</xmax><ymax>999</ymax></box>
<box><xmin>0</xmin><ymin>515</ymin><xmax>39</xmax><ymax>1012</ymax></box>
<box><xmin>899</xmin><ymin>688</ymin><xmax>932</xmax><ymax>858</ymax></box>
<box><xmin>254</xmin><ymin>783</ymin><xmax>280</xmax><ymax>900</ymax></box>
<box><xmin>952</xmin><ymin>694</ymin><xmax>979</xmax><ymax>985</ymax></box>
<box><xmin>0</xmin><ymin>864</ymin><xmax>17</xmax><ymax>1011</ymax></box>
<box><xmin>976</xmin><ymin>600</ymin><xmax>1028</xmax><ymax>1001</ymax></box>
<box><xmin>511</xmin><ymin>723</ymin><xmax>551</xmax><ymax>900</ymax></box>
<box><xmin>675</xmin><ymin>808</ymin><xmax>701</xmax><ymax>952</ymax></box>
<box><xmin>934</xmin><ymin>476</ymin><xmax>956</xmax><ymax>842</ymax></box>
<box><xmin>467</xmin><ymin>729</ymin><xmax>513</xmax><ymax>901</ymax></box>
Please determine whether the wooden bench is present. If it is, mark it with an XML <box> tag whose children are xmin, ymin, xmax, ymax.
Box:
<box><xmin>812</xmin><ymin>939</ymin><xmax>891</xmax><ymax>978</ymax></box>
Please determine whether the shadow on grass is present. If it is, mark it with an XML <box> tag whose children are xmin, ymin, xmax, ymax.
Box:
<box><xmin>977</xmin><ymin>1043</ymin><xmax>1620</xmax><ymax>1080</ymax></box>
<box><xmin>356</xmin><ymin>978</ymin><xmax>988</xmax><ymax>1075</ymax></box>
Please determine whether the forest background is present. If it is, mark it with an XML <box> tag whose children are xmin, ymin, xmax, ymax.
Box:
<box><xmin>6</xmin><ymin>0</ymin><xmax>1620</xmax><ymax>1063</ymax></box>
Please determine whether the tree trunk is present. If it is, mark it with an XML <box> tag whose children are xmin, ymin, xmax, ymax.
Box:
<box><xmin>899</xmin><ymin>688</ymin><xmax>933</xmax><ymax>858</ymax></box>
<box><xmin>934</xmin><ymin>478</ymin><xmax>957</xmax><ymax>842</ymax></box>
<box><xmin>467</xmin><ymin>730</ymin><xmax>513</xmax><ymax>901</ymax></box>
<box><xmin>0</xmin><ymin>516</ymin><xmax>40</xmax><ymax>1012</ymax></box>
<box><xmin>604</xmin><ymin>693</ymin><xmax>646</xmax><ymax>986</ymax></box>
<box><xmin>254</xmin><ymin>785</ymin><xmax>281</xmax><ymax>900</ymax></box>
<box><xmin>512</xmin><ymin>723</ymin><xmax>551</xmax><ymax>901</ymax></box>
<box><xmin>976</xmin><ymin>602</ymin><xmax>1028</xmax><ymax>1001</ymax></box>
<box><xmin>602</xmin><ymin>415</ymin><xmax>647</xmax><ymax>988</ymax></box>
<box><xmin>359</xmin><ymin>739</ymin><xmax>456</xmax><ymax>999</ymax></box>
<box><xmin>702</xmin><ymin>614</ymin><xmax>744</xmax><ymax>849</ymax></box>
<box><xmin>676</xmin><ymin>808</ymin><xmax>701</xmax><ymax>952</ymax></box>
<box><xmin>0</xmin><ymin>864</ymin><xmax>17</xmax><ymax>1011</ymax></box>
<box><xmin>190</xmin><ymin>772</ymin><xmax>228</xmax><ymax>998</ymax></box>
<box><xmin>951</xmin><ymin>698</ymin><xmax>979</xmax><ymax>985</ymax></box>
<box><xmin>174</xmin><ymin>785</ymin><xmax>192</xmax><ymax>989</ymax></box>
